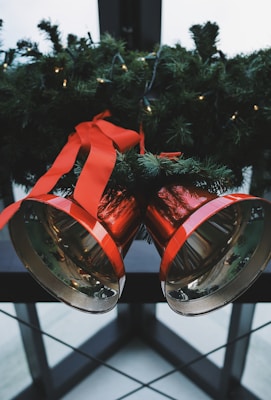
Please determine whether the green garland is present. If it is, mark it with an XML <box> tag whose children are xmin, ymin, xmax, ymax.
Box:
<box><xmin>1</xmin><ymin>19</ymin><xmax>271</xmax><ymax>197</ymax></box>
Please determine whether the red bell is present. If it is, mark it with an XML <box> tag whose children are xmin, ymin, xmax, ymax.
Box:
<box><xmin>0</xmin><ymin>112</ymin><xmax>144</xmax><ymax>313</ymax></box>
<box><xmin>9</xmin><ymin>189</ymin><xmax>141</xmax><ymax>313</ymax></box>
<box><xmin>145</xmin><ymin>184</ymin><xmax>271</xmax><ymax>315</ymax></box>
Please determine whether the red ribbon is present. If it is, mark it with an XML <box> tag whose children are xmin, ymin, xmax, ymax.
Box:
<box><xmin>139</xmin><ymin>123</ymin><xmax>145</xmax><ymax>154</ymax></box>
<box><xmin>0</xmin><ymin>111</ymin><xmax>140</xmax><ymax>229</ymax></box>
<box><xmin>159</xmin><ymin>152</ymin><xmax>182</xmax><ymax>159</ymax></box>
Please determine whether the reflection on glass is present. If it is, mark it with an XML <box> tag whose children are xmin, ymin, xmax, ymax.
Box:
<box><xmin>36</xmin><ymin>302</ymin><xmax>117</xmax><ymax>367</ymax></box>
<box><xmin>0</xmin><ymin>304</ymin><xmax>32</xmax><ymax>398</ymax></box>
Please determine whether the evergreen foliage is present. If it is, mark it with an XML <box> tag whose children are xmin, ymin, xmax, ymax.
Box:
<box><xmin>1</xmin><ymin>19</ymin><xmax>271</xmax><ymax>197</ymax></box>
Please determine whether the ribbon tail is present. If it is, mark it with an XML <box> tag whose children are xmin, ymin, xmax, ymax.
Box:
<box><xmin>73</xmin><ymin>118</ymin><xmax>140</xmax><ymax>218</ymax></box>
<box><xmin>0</xmin><ymin>132</ymin><xmax>82</xmax><ymax>229</ymax></box>
<box><xmin>30</xmin><ymin>133</ymin><xmax>81</xmax><ymax>197</ymax></box>
<box><xmin>73</xmin><ymin>136</ymin><xmax>116</xmax><ymax>218</ymax></box>
<box><xmin>139</xmin><ymin>123</ymin><xmax>145</xmax><ymax>154</ymax></box>
<box><xmin>0</xmin><ymin>200</ymin><xmax>22</xmax><ymax>230</ymax></box>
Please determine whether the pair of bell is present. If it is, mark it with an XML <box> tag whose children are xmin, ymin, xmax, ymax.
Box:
<box><xmin>9</xmin><ymin>183</ymin><xmax>271</xmax><ymax>315</ymax></box>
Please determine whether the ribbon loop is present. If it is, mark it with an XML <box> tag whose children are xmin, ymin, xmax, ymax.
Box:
<box><xmin>0</xmin><ymin>111</ymin><xmax>140</xmax><ymax>228</ymax></box>
<box><xmin>73</xmin><ymin>117</ymin><xmax>140</xmax><ymax>217</ymax></box>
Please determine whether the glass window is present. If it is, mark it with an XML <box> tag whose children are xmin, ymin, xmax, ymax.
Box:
<box><xmin>242</xmin><ymin>303</ymin><xmax>271</xmax><ymax>400</ymax></box>
<box><xmin>0</xmin><ymin>303</ymin><xmax>32</xmax><ymax>399</ymax></box>
<box><xmin>156</xmin><ymin>303</ymin><xmax>232</xmax><ymax>367</ymax></box>
<box><xmin>1</xmin><ymin>1</ymin><xmax>100</xmax><ymax>52</ymax></box>
<box><xmin>36</xmin><ymin>302</ymin><xmax>117</xmax><ymax>367</ymax></box>
<box><xmin>161</xmin><ymin>0</ymin><xmax>271</xmax><ymax>56</ymax></box>
<box><xmin>0</xmin><ymin>199</ymin><xmax>10</xmax><ymax>241</ymax></box>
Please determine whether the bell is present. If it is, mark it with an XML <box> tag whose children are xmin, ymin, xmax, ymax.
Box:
<box><xmin>9</xmin><ymin>189</ymin><xmax>141</xmax><ymax>313</ymax></box>
<box><xmin>145</xmin><ymin>184</ymin><xmax>271</xmax><ymax>316</ymax></box>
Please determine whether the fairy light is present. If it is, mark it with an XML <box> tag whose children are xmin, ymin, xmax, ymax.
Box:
<box><xmin>253</xmin><ymin>104</ymin><xmax>259</xmax><ymax>111</ymax></box>
<box><xmin>231</xmin><ymin>111</ymin><xmax>238</xmax><ymax>121</ymax></box>
<box><xmin>54</xmin><ymin>66</ymin><xmax>64</xmax><ymax>73</ymax></box>
<box><xmin>96</xmin><ymin>77</ymin><xmax>112</xmax><ymax>85</ymax></box>
<box><xmin>110</xmin><ymin>52</ymin><xmax>128</xmax><ymax>80</ymax></box>
<box><xmin>121</xmin><ymin>63</ymin><xmax>128</xmax><ymax>72</ymax></box>
<box><xmin>145</xmin><ymin>104</ymin><xmax>152</xmax><ymax>114</ymax></box>
<box><xmin>143</xmin><ymin>97</ymin><xmax>152</xmax><ymax>114</ymax></box>
<box><xmin>198</xmin><ymin>95</ymin><xmax>205</xmax><ymax>101</ymax></box>
<box><xmin>62</xmin><ymin>79</ymin><xmax>67</xmax><ymax>88</ymax></box>
<box><xmin>145</xmin><ymin>52</ymin><xmax>157</xmax><ymax>60</ymax></box>
<box><xmin>3</xmin><ymin>62</ymin><xmax>8</xmax><ymax>71</ymax></box>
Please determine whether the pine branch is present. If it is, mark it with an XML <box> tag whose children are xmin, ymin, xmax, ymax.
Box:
<box><xmin>37</xmin><ymin>19</ymin><xmax>63</xmax><ymax>54</ymax></box>
<box><xmin>190</xmin><ymin>21</ymin><xmax>220</xmax><ymax>62</ymax></box>
<box><xmin>0</xmin><ymin>19</ymin><xmax>271</xmax><ymax>195</ymax></box>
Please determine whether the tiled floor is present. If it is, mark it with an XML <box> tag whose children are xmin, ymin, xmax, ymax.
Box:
<box><xmin>59</xmin><ymin>303</ymin><xmax>271</xmax><ymax>400</ymax></box>
<box><xmin>61</xmin><ymin>337</ymin><xmax>213</xmax><ymax>400</ymax></box>
<box><xmin>1</xmin><ymin>193</ymin><xmax>270</xmax><ymax>400</ymax></box>
<box><xmin>1</xmin><ymin>301</ymin><xmax>271</xmax><ymax>400</ymax></box>
<box><xmin>1</xmin><ymin>194</ymin><xmax>271</xmax><ymax>400</ymax></box>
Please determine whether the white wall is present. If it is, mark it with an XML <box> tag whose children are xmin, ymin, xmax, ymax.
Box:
<box><xmin>0</xmin><ymin>0</ymin><xmax>100</xmax><ymax>52</ymax></box>
<box><xmin>161</xmin><ymin>0</ymin><xmax>271</xmax><ymax>56</ymax></box>
<box><xmin>2</xmin><ymin>1</ymin><xmax>271</xmax><ymax>56</ymax></box>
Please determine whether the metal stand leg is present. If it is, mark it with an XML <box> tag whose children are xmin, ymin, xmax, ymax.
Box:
<box><xmin>125</xmin><ymin>303</ymin><xmax>259</xmax><ymax>400</ymax></box>
<box><xmin>15</xmin><ymin>303</ymin><xmax>54</xmax><ymax>399</ymax></box>
<box><xmin>13</xmin><ymin>302</ymin><xmax>260</xmax><ymax>400</ymax></box>
<box><xmin>14</xmin><ymin>303</ymin><xmax>135</xmax><ymax>399</ymax></box>
<box><xmin>219</xmin><ymin>303</ymin><xmax>256</xmax><ymax>399</ymax></box>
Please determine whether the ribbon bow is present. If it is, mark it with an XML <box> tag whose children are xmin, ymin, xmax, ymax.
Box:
<box><xmin>0</xmin><ymin>110</ymin><xmax>140</xmax><ymax>229</ymax></box>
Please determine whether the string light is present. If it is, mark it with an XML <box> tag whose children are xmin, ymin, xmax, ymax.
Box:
<box><xmin>109</xmin><ymin>52</ymin><xmax>128</xmax><ymax>80</ymax></box>
<box><xmin>145</xmin><ymin>52</ymin><xmax>157</xmax><ymax>60</ymax></box>
<box><xmin>96</xmin><ymin>77</ymin><xmax>112</xmax><ymax>84</ymax></box>
<box><xmin>87</xmin><ymin>32</ymin><xmax>94</xmax><ymax>46</ymax></box>
<box><xmin>3</xmin><ymin>62</ymin><xmax>8</xmax><ymax>71</ymax></box>
<box><xmin>54</xmin><ymin>66</ymin><xmax>63</xmax><ymax>73</ymax></box>
<box><xmin>145</xmin><ymin>105</ymin><xmax>152</xmax><ymax>114</ymax></box>
<box><xmin>230</xmin><ymin>111</ymin><xmax>238</xmax><ymax>121</ymax></box>
<box><xmin>62</xmin><ymin>79</ymin><xmax>67</xmax><ymax>88</ymax></box>
<box><xmin>121</xmin><ymin>63</ymin><xmax>128</xmax><ymax>72</ymax></box>
<box><xmin>97</xmin><ymin>48</ymin><xmax>262</xmax><ymax>126</ymax></box>
<box><xmin>97</xmin><ymin>77</ymin><xmax>105</xmax><ymax>84</ymax></box>
<box><xmin>142</xmin><ymin>96</ymin><xmax>152</xmax><ymax>114</ymax></box>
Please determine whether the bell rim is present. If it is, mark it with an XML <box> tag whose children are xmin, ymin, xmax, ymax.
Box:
<box><xmin>21</xmin><ymin>194</ymin><xmax>126</xmax><ymax>278</ymax></box>
<box><xmin>8</xmin><ymin>194</ymin><xmax>126</xmax><ymax>313</ymax></box>
<box><xmin>159</xmin><ymin>193</ymin><xmax>271</xmax><ymax>315</ymax></box>
<box><xmin>160</xmin><ymin>193</ymin><xmax>269</xmax><ymax>278</ymax></box>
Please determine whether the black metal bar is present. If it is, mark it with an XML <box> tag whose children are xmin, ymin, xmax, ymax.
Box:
<box><xmin>135</xmin><ymin>0</ymin><xmax>162</xmax><ymax>50</ymax></box>
<box><xmin>13</xmin><ymin>305</ymin><xmax>134</xmax><ymax>399</ymax></box>
<box><xmin>219</xmin><ymin>303</ymin><xmax>256</xmax><ymax>399</ymax></box>
<box><xmin>98</xmin><ymin>0</ymin><xmax>121</xmax><ymax>39</ymax></box>
<box><xmin>139</xmin><ymin>310</ymin><xmax>220</xmax><ymax>398</ymax></box>
<box><xmin>0</xmin><ymin>178</ymin><xmax>14</xmax><ymax>207</ymax></box>
<box><xmin>130</xmin><ymin>303</ymin><xmax>261</xmax><ymax>400</ymax></box>
<box><xmin>14</xmin><ymin>386</ymin><xmax>50</xmax><ymax>400</ymax></box>
<box><xmin>52</xmin><ymin>306</ymin><xmax>134</xmax><ymax>398</ymax></box>
<box><xmin>9</xmin><ymin>302</ymin><xmax>263</xmax><ymax>400</ymax></box>
<box><xmin>1</xmin><ymin>239</ymin><xmax>271</xmax><ymax>303</ymax></box>
<box><xmin>14</xmin><ymin>303</ymin><xmax>54</xmax><ymax>399</ymax></box>
<box><xmin>98</xmin><ymin>0</ymin><xmax>161</xmax><ymax>51</ymax></box>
